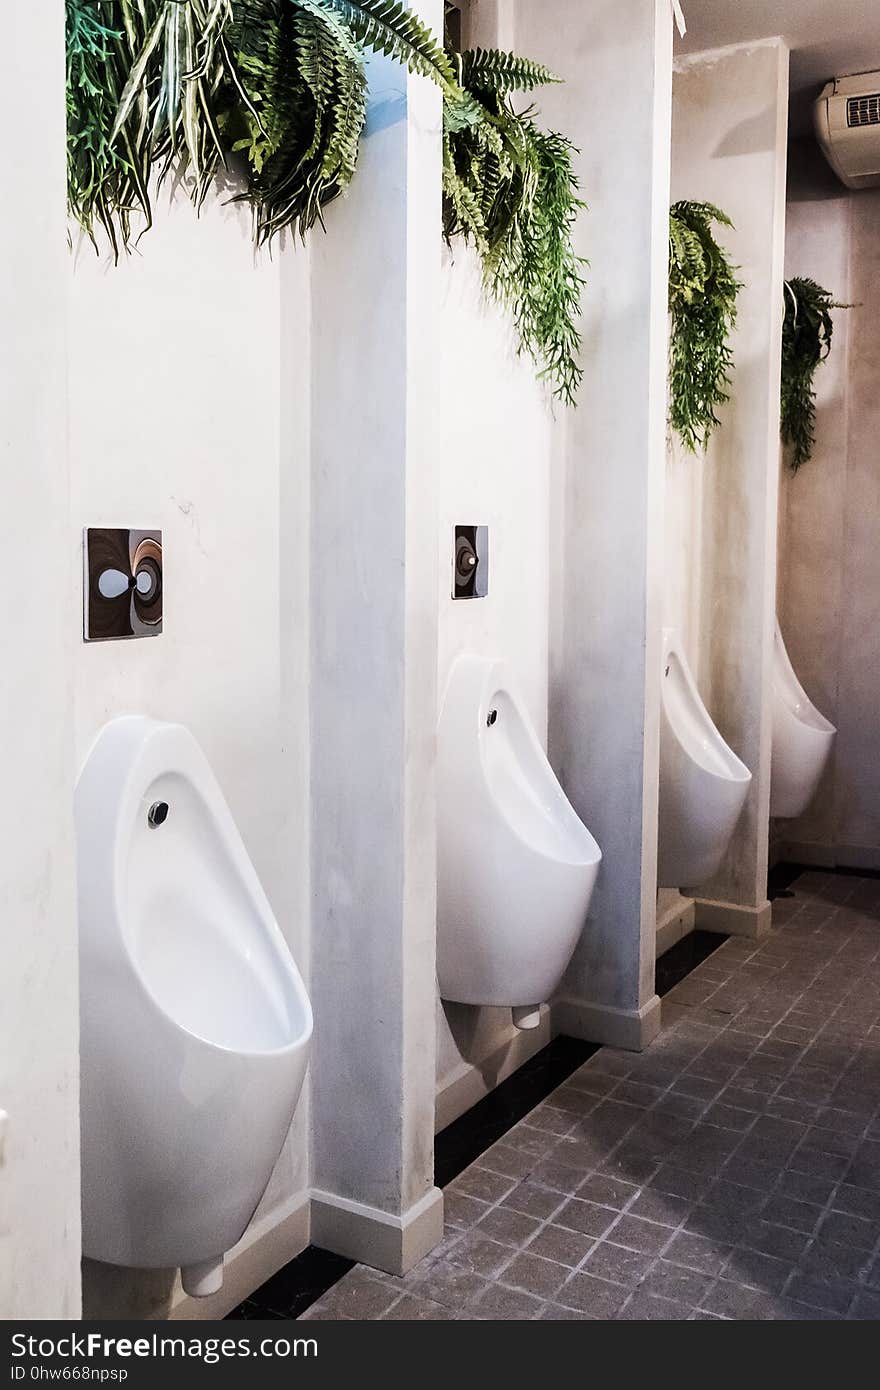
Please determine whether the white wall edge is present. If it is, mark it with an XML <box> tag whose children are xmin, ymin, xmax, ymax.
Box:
<box><xmin>673</xmin><ymin>34</ymin><xmax>788</xmax><ymax>74</ymax></box>
<box><xmin>310</xmin><ymin>1185</ymin><xmax>444</xmax><ymax>1276</ymax></box>
<box><xmin>435</xmin><ymin>1010</ymin><xmax>552</xmax><ymax>1133</ymax></box>
<box><xmin>169</xmin><ymin>1189</ymin><xmax>310</xmax><ymax>1321</ymax></box>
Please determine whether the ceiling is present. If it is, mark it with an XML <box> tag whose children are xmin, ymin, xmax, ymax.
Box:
<box><xmin>676</xmin><ymin>0</ymin><xmax>880</xmax><ymax>133</ymax></box>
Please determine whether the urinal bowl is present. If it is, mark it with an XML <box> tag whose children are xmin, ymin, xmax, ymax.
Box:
<box><xmin>76</xmin><ymin>717</ymin><xmax>312</xmax><ymax>1290</ymax></box>
<box><xmin>437</xmin><ymin>656</ymin><xmax>601</xmax><ymax>1018</ymax></box>
<box><xmin>79</xmin><ymin>988</ymin><xmax>309</xmax><ymax>1276</ymax></box>
<box><xmin>657</xmin><ymin>719</ymin><xmax>751</xmax><ymax>886</ymax></box>
<box><xmin>657</xmin><ymin>630</ymin><xmax>752</xmax><ymax>889</ymax></box>
<box><xmin>770</xmin><ymin>624</ymin><xmax>836</xmax><ymax>819</ymax></box>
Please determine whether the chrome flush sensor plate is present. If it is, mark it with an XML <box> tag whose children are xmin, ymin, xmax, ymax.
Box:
<box><xmin>84</xmin><ymin>528</ymin><xmax>163</xmax><ymax>641</ymax></box>
<box><xmin>453</xmin><ymin>524</ymin><xmax>489</xmax><ymax>600</ymax></box>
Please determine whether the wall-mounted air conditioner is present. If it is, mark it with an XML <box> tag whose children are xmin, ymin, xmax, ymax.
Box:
<box><xmin>815</xmin><ymin>73</ymin><xmax>880</xmax><ymax>189</ymax></box>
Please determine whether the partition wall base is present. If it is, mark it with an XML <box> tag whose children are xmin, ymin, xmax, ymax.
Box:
<box><xmin>656</xmin><ymin>892</ymin><xmax>696</xmax><ymax>957</ymax></box>
<box><xmin>693</xmin><ymin>897</ymin><xmax>772</xmax><ymax>939</ymax></box>
<box><xmin>310</xmin><ymin>1187</ymin><xmax>444</xmax><ymax>1277</ymax></box>
<box><xmin>552</xmin><ymin>994</ymin><xmax>662</xmax><ymax>1053</ymax></box>
<box><xmin>435</xmin><ymin>1010</ymin><xmax>553</xmax><ymax>1133</ymax></box>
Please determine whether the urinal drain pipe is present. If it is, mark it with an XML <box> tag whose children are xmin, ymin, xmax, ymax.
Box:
<box><xmin>181</xmin><ymin>1256</ymin><xmax>224</xmax><ymax>1298</ymax></box>
<box><xmin>512</xmin><ymin>1005</ymin><xmax>542</xmax><ymax>1031</ymax></box>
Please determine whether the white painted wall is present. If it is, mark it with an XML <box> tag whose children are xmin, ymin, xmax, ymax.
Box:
<box><xmin>434</xmin><ymin>241</ymin><xmax>555</xmax><ymax>1108</ymax></box>
<box><xmin>669</xmin><ymin>41</ymin><xmax>789</xmax><ymax>933</ymax></box>
<box><xmin>778</xmin><ymin>152</ymin><xmax>880</xmax><ymax>867</ymax></box>
<box><xmin>69</xmin><ymin>186</ymin><xmax>312</xmax><ymax>1317</ymax></box>
<box><xmin>0</xmin><ymin>0</ymin><xmax>80</xmax><ymax>1321</ymax></box>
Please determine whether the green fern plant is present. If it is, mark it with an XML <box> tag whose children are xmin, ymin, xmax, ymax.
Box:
<box><xmin>668</xmin><ymin>200</ymin><xmax>742</xmax><ymax>452</ymax></box>
<box><xmin>66</xmin><ymin>3</ymin><xmax>587</xmax><ymax>403</ymax></box>
<box><xmin>780</xmin><ymin>276</ymin><xmax>849</xmax><ymax>472</ymax></box>
<box><xmin>442</xmin><ymin>46</ymin><xmax>586</xmax><ymax>404</ymax></box>
<box><xmin>66</xmin><ymin>0</ymin><xmax>464</xmax><ymax>252</ymax></box>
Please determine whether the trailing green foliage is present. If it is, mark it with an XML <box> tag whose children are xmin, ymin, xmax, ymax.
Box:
<box><xmin>442</xmin><ymin>46</ymin><xmax>585</xmax><ymax>404</ymax></box>
<box><xmin>668</xmin><ymin>200</ymin><xmax>741</xmax><ymax>452</ymax></box>
<box><xmin>65</xmin><ymin>0</ymin><xmax>463</xmax><ymax>252</ymax></box>
<box><xmin>780</xmin><ymin>276</ymin><xmax>848</xmax><ymax>471</ymax></box>
<box><xmin>65</xmin><ymin>3</ymin><xmax>586</xmax><ymax>403</ymax></box>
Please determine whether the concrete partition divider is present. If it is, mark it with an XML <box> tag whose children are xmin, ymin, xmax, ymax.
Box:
<box><xmin>515</xmin><ymin>0</ymin><xmax>674</xmax><ymax>1051</ymax></box>
<box><xmin>308</xmin><ymin>10</ymin><xmax>445</xmax><ymax>1274</ymax></box>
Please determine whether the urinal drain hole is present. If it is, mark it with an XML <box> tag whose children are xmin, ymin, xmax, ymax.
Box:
<box><xmin>487</xmin><ymin>709</ymin><xmax>498</xmax><ymax>727</ymax></box>
<box><xmin>148</xmin><ymin>801</ymin><xmax>169</xmax><ymax>828</ymax></box>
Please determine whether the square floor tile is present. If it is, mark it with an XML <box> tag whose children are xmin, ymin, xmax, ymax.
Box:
<box><xmin>469</xmin><ymin>1283</ymin><xmax>544</xmax><ymax>1320</ymax></box>
<box><xmin>581</xmin><ymin>1240</ymin><xmax>654</xmax><ymax>1287</ymax></box>
<box><xmin>501</xmin><ymin>1181</ymin><xmax>566</xmax><ymax>1221</ymax></box>
<box><xmin>446</xmin><ymin>1232</ymin><xmax>515</xmax><ymax>1280</ymax></box>
<box><xmin>526</xmin><ymin>1223</ymin><xmax>596</xmax><ymax>1268</ymax></box>
<box><xmin>554</xmin><ymin>1272</ymin><xmax>630</xmax><ymax>1318</ymax></box>
<box><xmin>476</xmin><ymin>1204</ymin><xmax>543</xmax><ymax>1248</ymax></box>
<box><xmin>638</xmin><ymin>1260</ymin><xmax>712</xmax><ymax>1308</ymax></box>
<box><xmin>556</xmin><ymin>1198</ymin><xmax>619</xmax><ymax>1239</ymax></box>
<box><xmin>664</xmin><ymin>1230</ymin><xmax>732</xmax><ymax>1277</ymax></box>
<box><xmin>617</xmin><ymin>1291</ymin><xmax>690</xmax><ymax>1320</ymax></box>
<box><xmin>577</xmin><ymin>1173</ymin><xmax>640</xmax><ymax>1210</ymax></box>
<box><xmin>500</xmin><ymin>1252</ymin><xmax>569</xmax><ymax>1300</ymax></box>
<box><xmin>604</xmin><ymin>1214</ymin><xmax>673</xmax><ymax>1255</ymax></box>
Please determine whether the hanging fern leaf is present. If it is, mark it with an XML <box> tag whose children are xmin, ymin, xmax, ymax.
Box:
<box><xmin>442</xmin><ymin>48</ymin><xmax>585</xmax><ymax>404</ymax></box>
<box><xmin>304</xmin><ymin>0</ymin><xmax>466</xmax><ymax>101</ymax></box>
<box><xmin>66</xmin><ymin>0</ymin><xmax>472</xmax><ymax>253</ymax></box>
<box><xmin>668</xmin><ymin>200</ymin><xmax>741</xmax><ymax>452</ymax></box>
<box><xmin>458</xmin><ymin>48</ymin><xmax>560</xmax><ymax>94</ymax></box>
<box><xmin>64</xmin><ymin>0</ymin><xmax>586</xmax><ymax>385</ymax></box>
<box><xmin>66</xmin><ymin>0</ymin><xmax>157</xmax><ymax>255</ymax></box>
<box><xmin>780</xmin><ymin>276</ymin><xmax>850</xmax><ymax>472</ymax></box>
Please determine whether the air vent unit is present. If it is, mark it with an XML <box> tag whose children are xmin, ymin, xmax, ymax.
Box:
<box><xmin>847</xmin><ymin>94</ymin><xmax>880</xmax><ymax>127</ymax></box>
<box><xmin>815</xmin><ymin>74</ymin><xmax>880</xmax><ymax>188</ymax></box>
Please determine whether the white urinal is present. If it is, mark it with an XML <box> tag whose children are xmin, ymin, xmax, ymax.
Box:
<box><xmin>658</xmin><ymin>628</ymin><xmax>751</xmax><ymax>889</ymax></box>
<box><xmin>437</xmin><ymin>655</ymin><xmax>601</xmax><ymax>1030</ymax></box>
<box><xmin>771</xmin><ymin>621</ymin><xmax>836</xmax><ymax>818</ymax></box>
<box><xmin>76</xmin><ymin>717</ymin><xmax>312</xmax><ymax>1298</ymax></box>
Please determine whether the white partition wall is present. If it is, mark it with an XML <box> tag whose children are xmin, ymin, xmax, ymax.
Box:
<box><xmin>308</xmin><ymin>7</ymin><xmax>444</xmax><ymax>1273</ymax></box>
<box><xmin>0</xmin><ymin>0</ymin><xmax>80</xmax><ymax>1319</ymax></box>
<box><xmin>671</xmin><ymin>41</ymin><xmax>790</xmax><ymax>938</ymax></box>
<box><xmin>516</xmin><ymin>0</ymin><xmax>673</xmax><ymax>1050</ymax></box>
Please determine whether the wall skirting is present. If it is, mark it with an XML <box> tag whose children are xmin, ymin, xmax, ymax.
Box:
<box><xmin>552</xmin><ymin>993</ymin><xmax>662</xmax><ymax>1052</ymax></box>
<box><xmin>170</xmin><ymin>1190</ymin><xmax>310</xmax><ymax>1321</ymax></box>
<box><xmin>781</xmin><ymin>841</ymin><xmax>880</xmax><ymax>873</ymax></box>
<box><xmin>693</xmin><ymin>896</ymin><xmax>772</xmax><ymax>939</ymax></box>
<box><xmin>656</xmin><ymin>893</ymin><xmax>696</xmax><ymax>957</ymax></box>
<box><xmin>435</xmin><ymin>1010</ymin><xmax>552</xmax><ymax>1133</ymax></box>
<box><xmin>310</xmin><ymin>1185</ymin><xmax>444</xmax><ymax>1277</ymax></box>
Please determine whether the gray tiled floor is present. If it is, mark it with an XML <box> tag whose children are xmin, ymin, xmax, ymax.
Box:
<box><xmin>302</xmin><ymin>872</ymin><xmax>880</xmax><ymax>1320</ymax></box>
